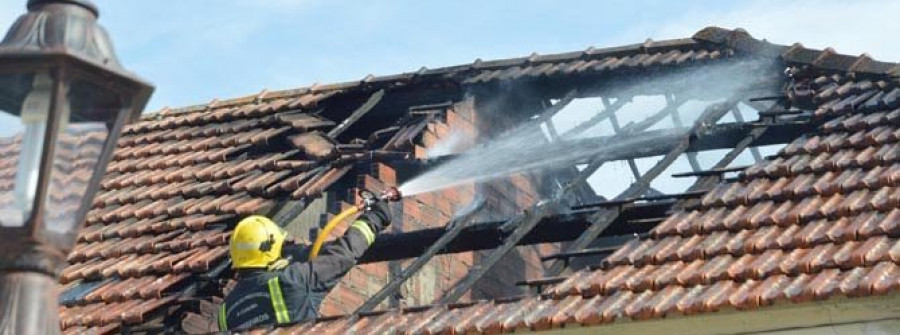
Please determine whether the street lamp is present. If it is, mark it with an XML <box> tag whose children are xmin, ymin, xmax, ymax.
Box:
<box><xmin>0</xmin><ymin>1</ymin><xmax>153</xmax><ymax>333</ymax></box>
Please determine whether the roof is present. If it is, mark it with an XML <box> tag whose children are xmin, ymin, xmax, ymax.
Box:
<box><xmin>56</xmin><ymin>26</ymin><xmax>900</xmax><ymax>334</ymax></box>
<box><xmin>237</xmin><ymin>30</ymin><xmax>900</xmax><ymax>333</ymax></box>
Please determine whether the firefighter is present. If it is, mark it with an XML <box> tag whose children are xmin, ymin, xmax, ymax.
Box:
<box><xmin>217</xmin><ymin>200</ymin><xmax>391</xmax><ymax>331</ymax></box>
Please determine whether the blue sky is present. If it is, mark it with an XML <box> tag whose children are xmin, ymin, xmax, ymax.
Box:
<box><xmin>3</xmin><ymin>0</ymin><xmax>897</xmax><ymax>112</ymax></box>
<box><xmin>2</xmin><ymin>0</ymin><xmax>897</xmax><ymax>197</ymax></box>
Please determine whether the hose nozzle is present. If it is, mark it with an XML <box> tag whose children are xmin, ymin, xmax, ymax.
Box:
<box><xmin>357</xmin><ymin>186</ymin><xmax>402</xmax><ymax>211</ymax></box>
<box><xmin>381</xmin><ymin>186</ymin><xmax>402</xmax><ymax>202</ymax></box>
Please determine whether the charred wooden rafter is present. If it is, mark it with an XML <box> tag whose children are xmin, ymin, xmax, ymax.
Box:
<box><xmin>328</xmin><ymin>89</ymin><xmax>385</xmax><ymax>138</ymax></box>
<box><xmin>357</xmin><ymin>200</ymin><xmax>671</xmax><ymax>264</ymax></box>
<box><xmin>354</xmin><ymin>200</ymin><xmax>485</xmax><ymax>313</ymax></box>
<box><xmin>545</xmin><ymin>97</ymin><xmax>742</xmax><ymax>275</ymax></box>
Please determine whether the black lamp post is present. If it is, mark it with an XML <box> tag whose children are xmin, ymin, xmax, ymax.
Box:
<box><xmin>0</xmin><ymin>1</ymin><xmax>153</xmax><ymax>333</ymax></box>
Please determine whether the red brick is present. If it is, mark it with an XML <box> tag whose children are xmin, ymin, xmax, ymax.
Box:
<box><xmin>359</xmin><ymin>175</ymin><xmax>387</xmax><ymax>194</ymax></box>
<box><xmin>374</xmin><ymin>163</ymin><xmax>397</xmax><ymax>185</ymax></box>
<box><xmin>414</xmin><ymin>145</ymin><xmax>427</xmax><ymax>159</ymax></box>
<box><xmin>421</xmin><ymin>130</ymin><xmax>440</xmax><ymax>148</ymax></box>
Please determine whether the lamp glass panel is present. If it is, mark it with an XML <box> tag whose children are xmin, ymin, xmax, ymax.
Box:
<box><xmin>42</xmin><ymin>76</ymin><xmax>120</xmax><ymax>235</ymax></box>
<box><xmin>0</xmin><ymin>71</ymin><xmax>52</xmax><ymax>227</ymax></box>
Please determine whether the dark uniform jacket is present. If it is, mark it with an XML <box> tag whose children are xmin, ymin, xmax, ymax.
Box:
<box><xmin>218</xmin><ymin>219</ymin><xmax>376</xmax><ymax>331</ymax></box>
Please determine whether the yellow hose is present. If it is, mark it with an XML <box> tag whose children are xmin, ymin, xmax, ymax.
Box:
<box><xmin>309</xmin><ymin>206</ymin><xmax>359</xmax><ymax>260</ymax></box>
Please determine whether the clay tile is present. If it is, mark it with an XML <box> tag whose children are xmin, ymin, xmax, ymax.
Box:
<box><xmin>698</xmin><ymin>207</ymin><xmax>728</xmax><ymax>234</ymax></box>
<box><xmin>644</xmin><ymin>236</ymin><xmax>682</xmax><ymax>264</ymax></box>
<box><xmin>781</xmin><ymin>273</ymin><xmax>815</xmax><ymax>304</ymax></box>
<box><xmin>700</xmin><ymin>230</ymin><xmax>731</xmax><ymax>258</ymax></box>
<box><xmin>649</xmin><ymin>262</ymin><xmax>685</xmax><ymax>289</ymax></box>
<box><xmin>674</xmin><ymin>235</ymin><xmax>705</xmax><ymax>262</ymax></box>
<box><xmin>700</xmin><ymin>183</ymin><xmax>730</xmax><ymax>208</ymax></box>
<box><xmin>728</xmin><ymin>279</ymin><xmax>762</xmax><ymax>310</ymax></box>
<box><xmin>670</xmin><ymin>284</ymin><xmax>704</xmax><ymax>315</ymax></box>
<box><xmin>521</xmin><ymin>299</ymin><xmax>562</xmax><ymax>331</ymax></box>
<box><xmin>549</xmin><ymin>270</ymin><xmax>593</xmax><ymax>298</ymax></box>
<box><xmin>290</xmin><ymin>132</ymin><xmax>338</xmax><ymax>160</ymax></box>
<box><xmin>624</xmin><ymin>265</ymin><xmax>658</xmax><ymax>292</ymax></box>
<box><xmin>754</xmin><ymin>275</ymin><xmax>793</xmax><ymax>308</ymax></box>
<box><xmin>763</xmin><ymin>177</ymin><xmax>792</xmax><ymax>201</ymax></box>
<box><xmin>673</xmin><ymin>211</ymin><xmax>702</xmax><ymax>236</ymax></box>
<box><xmin>879</xmin><ymin>209</ymin><xmax>900</xmax><ymax>236</ymax></box>
<box><xmin>623</xmin><ymin>290</ymin><xmax>656</xmax><ymax>320</ymax></box>
<box><xmin>887</xmin><ymin>141</ymin><xmax>900</xmax><ymax>162</ymax></box>
<box><xmin>722</xmin><ymin>229</ymin><xmax>752</xmax><ymax>256</ymax></box>
<box><xmin>572</xmin><ymin>294</ymin><xmax>605</xmax><ymax>326</ymax></box>
<box><xmin>673</xmin><ymin>259</ymin><xmax>705</xmax><ymax>287</ymax></box>
<box><xmin>804</xmin><ymin>268</ymin><xmax>840</xmax><ymax>300</ymax></box>
<box><xmin>698</xmin><ymin>280</ymin><xmax>737</xmax><ymax>312</ymax></box>
<box><xmin>820</xmin><ymin>133</ymin><xmax>847</xmax><ymax>153</ymax></box>
<box><xmin>834</xmin><ymin>149</ymin><xmax>861</xmax><ymax>170</ymax></box>
<box><xmin>838</xmin><ymin>267</ymin><xmax>870</xmax><ymax>297</ymax></box>
<box><xmin>699</xmin><ymin>254</ymin><xmax>734</xmax><ymax>284</ymax></box>
<box><xmin>798</xmin><ymin>219</ymin><xmax>832</xmax><ymax>247</ymax></box>
<box><xmin>823</xmin><ymin>216</ymin><xmax>855</xmax><ymax>243</ymax></box>
<box><xmin>866</xmin><ymin>261</ymin><xmax>900</xmax><ymax>295</ymax></box>
<box><xmin>846</xmin><ymin>189</ymin><xmax>874</xmax><ymax>214</ymax></box>
<box><xmin>867</xmin><ymin>126</ymin><xmax>894</xmax><ymax>145</ymax></box>
<box><xmin>860</xmin><ymin>166</ymin><xmax>888</xmax><ymax>189</ymax></box>
<box><xmin>783</xmin><ymin>174</ymin><xmax>815</xmax><ymax>199</ymax></box>
<box><xmin>802</xmin><ymin>243</ymin><xmax>839</xmax><ymax>273</ymax></box>
<box><xmin>726</xmin><ymin>253</ymin><xmax>756</xmax><ymax>281</ymax></box>
<box><xmin>802</xmin><ymin>136</ymin><xmax>824</xmax><ymax>155</ymax></box>
<box><xmin>794</xmin><ymin>196</ymin><xmax>825</xmax><ymax>222</ymax></box>
<box><xmin>745</xmin><ymin>178</ymin><xmax>773</xmax><ymax>204</ymax></box>
<box><xmin>840</xmin><ymin>168</ymin><xmax>868</xmax><ymax>193</ymax></box>
<box><xmin>624</xmin><ymin>239</ymin><xmax>656</xmax><ymax>266</ymax></box>
<box><xmin>465</xmin><ymin>299</ymin><xmax>521</xmax><ymax>333</ymax></box>
<box><xmin>582</xmin><ymin>265</ymin><xmax>628</xmax><ymax>296</ymax></box>
<box><xmin>766</xmin><ymin>201</ymin><xmax>797</xmax><ymax>227</ymax></box>
<box><xmin>869</xmin><ymin>187</ymin><xmax>896</xmax><ymax>212</ymax></box>
<box><xmin>721</xmin><ymin>206</ymin><xmax>749</xmax><ymax>231</ymax></box>
<box><xmin>782</xmin><ymin>138</ymin><xmax>808</xmax><ymax>156</ymax></box>
<box><xmin>752</xmin><ymin>226</ymin><xmax>784</xmax><ymax>252</ymax></box>
<box><xmin>850</xmin><ymin>211</ymin><xmax>880</xmax><ymax>238</ymax></box>
<box><xmin>747</xmin><ymin>201</ymin><xmax>776</xmax><ymax>228</ymax></box>
<box><xmin>600</xmin><ymin>266</ymin><xmax>638</xmax><ymax>295</ymax></box>
<box><xmin>597</xmin><ymin>290</ymin><xmax>635</xmax><ymax>323</ymax></box>
<box><xmin>857</xmin><ymin>236</ymin><xmax>893</xmax><ymax>266</ymax></box>
<box><xmin>808</xmin><ymin>153</ymin><xmax>833</xmax><ymax>173</ymax></box>
<box><xmin>652</xmin><ymin>211</ymin><xmax>689</xmax><ymax>237</ymax></box>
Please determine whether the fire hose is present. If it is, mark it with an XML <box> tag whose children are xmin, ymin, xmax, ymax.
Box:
<box><xmin>308</xmin><ymin>187</ymin><xmax>402</xmax><ymax>260</ymax></box>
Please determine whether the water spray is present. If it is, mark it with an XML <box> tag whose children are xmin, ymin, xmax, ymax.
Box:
<box><xmin>309</xmin><ymin>187</ymin><xmax>403</xmax><ymax>260</ymax></box>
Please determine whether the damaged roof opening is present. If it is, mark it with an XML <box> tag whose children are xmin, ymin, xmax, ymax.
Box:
<box><xmin>57</xmin><ymin>27</ymin><xmax>900</xmax><ymax>334</ymax></box>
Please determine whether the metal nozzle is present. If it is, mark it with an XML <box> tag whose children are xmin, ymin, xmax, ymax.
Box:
<box><xmin>381</xmin><ymin>187</ymin><xmax>402</xmax><ymax>202</ymax></box>
<box><xmin>357</xmin><ymin>187</ymin><xmax>402</xmax><ymax>211</ymax></box>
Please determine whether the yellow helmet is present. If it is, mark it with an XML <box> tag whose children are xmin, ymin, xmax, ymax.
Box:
<box><xmin>229</xmin><ymin>215</ymin><xmax>287</xmax><ymax>269</ymax></box>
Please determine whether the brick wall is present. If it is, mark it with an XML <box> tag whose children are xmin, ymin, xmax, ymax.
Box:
<box><xmin>318</xmin><ymin>95</ymin><xmax>559</xmax><ymax>314</ymax></box>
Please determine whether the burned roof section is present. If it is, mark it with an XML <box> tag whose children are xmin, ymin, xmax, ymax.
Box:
<box><xmin>57</xmin><ymin>26</ymin><xmax>900</xmax><ymax>334</ymax></box>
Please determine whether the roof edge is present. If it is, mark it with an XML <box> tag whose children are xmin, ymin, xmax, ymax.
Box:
<box><xmin>146</xmin><ymin>26</ymin><xmax>900</xmax><ymax>120</ymax></box>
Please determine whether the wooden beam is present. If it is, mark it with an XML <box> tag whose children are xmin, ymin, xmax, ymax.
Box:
<box><xmin>437</xmin><ymin>199</ymin><xmax>561</xmax><ymax>304</ymax></box>
<box><xmin>605</xmin><ymin>98</ymin><xmax>642</xmax><ymax>180</ymax></box>
<box><xmin>562</xmin><ymin>96</ymin><xmax>629</xmax><ymax>139</ymax></box>
<box><xmin>356</xmin><ymin>200</ymin><xmax>671</xmax><ymax>263</ymax></box>
<box><xmin>545</xmin><ymin>98</ymin><xmax>740</xmax><ymax>276</ymax></box>
<box><xmin>667</xmin><ymin>94</ymin><xmax>702</xmax><ymax>172</ymax></box>
<box><xmin>437</xmin><ymin>134</ymin><xmax>613</xmax><ymax>304</ymax></box>
<box><xmin>327</xmin><ymin>89</ymin><xmax>385</xmax><ymax>138</ymax></box>
<box><xmin>354</xmin><ymin>200</ymin><xmax>484</xmax><ymax>313</ymax></box>
<box><xmin>730</xmin><ymin>104</ymin><xmax>764</xmax><ymax>162</ymax></box>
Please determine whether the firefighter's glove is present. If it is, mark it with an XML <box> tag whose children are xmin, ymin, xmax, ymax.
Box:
<box><xmin>361</xmin><ymin>201</ymin><xmax>392</xmax><ymax>233</ymax></box>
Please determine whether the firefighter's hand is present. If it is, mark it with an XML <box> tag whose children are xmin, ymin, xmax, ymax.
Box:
<box><xmin>361</xmin><ymin>201</ymin><xmax>391</xmax><ymax>233</ymax></box>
